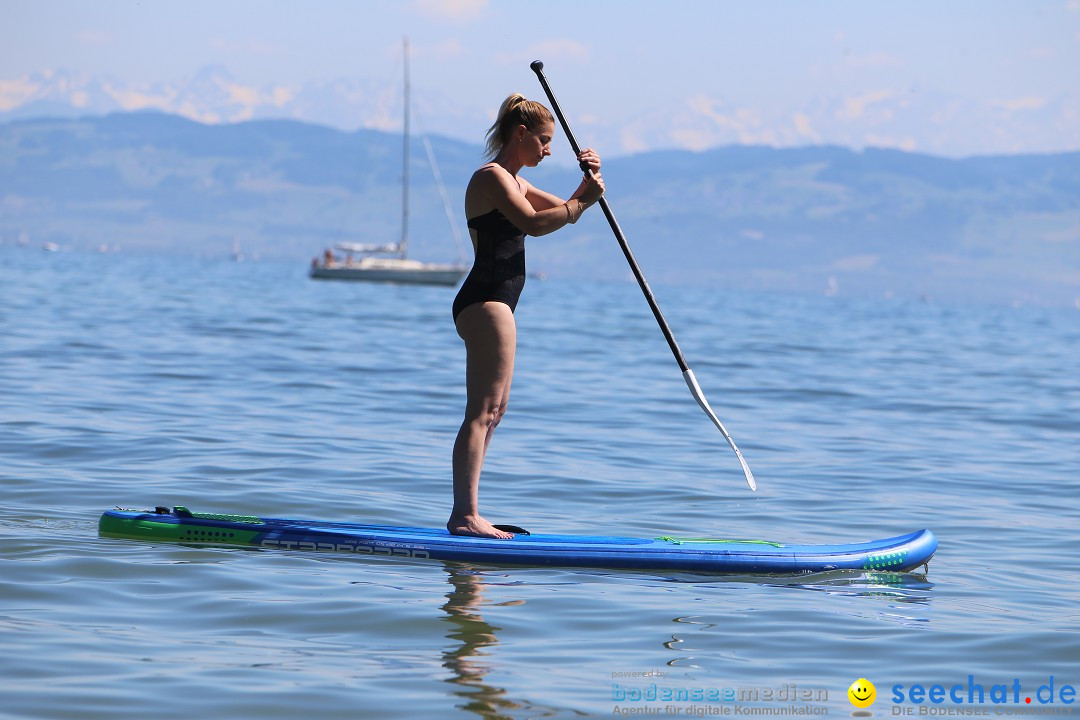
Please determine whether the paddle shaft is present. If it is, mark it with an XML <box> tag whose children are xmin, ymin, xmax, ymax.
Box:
<box><xmin>530</xmin><ymin>61</ymin><xmax>757</xmax><ymax>491</ymax></box>
<box><xmin>530</xmin><ymin>64</ymin><xmax>686</xmax><ymax>371</ymax></box>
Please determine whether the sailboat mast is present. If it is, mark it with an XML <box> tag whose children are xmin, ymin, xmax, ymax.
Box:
<box><xmin>400</xmin><ymin>37</ymin><xmax>410</xmax><ymax>259</ymax></box>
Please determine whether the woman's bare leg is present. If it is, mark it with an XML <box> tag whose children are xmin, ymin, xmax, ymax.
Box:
<box><xmin>449</xmin><ymin>302</ymin><xmax>516</xmax><ymax>539</ymax></box>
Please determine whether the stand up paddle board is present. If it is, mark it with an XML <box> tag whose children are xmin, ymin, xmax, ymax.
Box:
<box><xmin>99</xmin><ymin>506</ymin><xmax>937</xmax><ymax>574</ymax></box>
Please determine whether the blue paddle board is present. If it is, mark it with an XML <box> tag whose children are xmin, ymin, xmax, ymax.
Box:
<box><xmin>99</xmin><ymin>506</ymin><xmax>937</xmax><ymax>574</ymax></box>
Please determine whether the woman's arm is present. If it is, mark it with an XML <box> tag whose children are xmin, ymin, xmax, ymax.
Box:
<box><xmin>472</xmin><ymin>162</ymin><xmax>604</xmax><ymax>237</ymax></box>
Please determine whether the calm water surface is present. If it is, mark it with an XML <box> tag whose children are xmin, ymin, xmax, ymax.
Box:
<box><xmin>2</xmin><ymin>248</ymin><xmax>1078</xmax><ymax>719</ymax></box>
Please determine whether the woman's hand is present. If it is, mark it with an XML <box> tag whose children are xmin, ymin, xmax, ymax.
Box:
<box><xmin>581</xmin><ymin>171</ymin><xmax>605</xmax><ymax>204</ymax></box>
<box><xmin>576</xmin><ymin>148</ymin><xmax>604</xmax><ymax>204</ymax></box>
<box><xmin>577</xmin><ymin>147</ymin><xmax>602</xmax><ymax>175</ymax></box>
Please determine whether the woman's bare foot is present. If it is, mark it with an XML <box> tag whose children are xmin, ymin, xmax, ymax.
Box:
<box><xmin>447</xmin><ymin>514</ymin><xmax>514</xmax><ymax>539</ymax></box>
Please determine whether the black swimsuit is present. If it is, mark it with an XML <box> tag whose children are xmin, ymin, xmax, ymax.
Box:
<box><xmin>452</xmin><ymin>208</ymin><xmax>526</xmax><ymax>322</ymax></box>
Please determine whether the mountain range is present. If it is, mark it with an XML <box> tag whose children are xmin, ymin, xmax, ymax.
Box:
<box><xmin>3</xmin><ymin>66</ymin><xmax>1078</xmax><ymax>158</ymax></box>
<box><xmin>2</xmin><ymin>110</ymin><xmax>1078</xmax><ymax>307</ymax></box>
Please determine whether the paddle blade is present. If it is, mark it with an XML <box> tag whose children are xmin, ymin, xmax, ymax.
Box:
<box><xmin>683</xmin><ymin>369</ymin><xmax>757</xmax><ymax>491</ymax></box>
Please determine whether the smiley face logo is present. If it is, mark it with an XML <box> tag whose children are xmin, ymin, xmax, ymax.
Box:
<box><xmin>848</xmin><ymin>678</ymin><xmax>876</xmax><ymax>709</ymax></box>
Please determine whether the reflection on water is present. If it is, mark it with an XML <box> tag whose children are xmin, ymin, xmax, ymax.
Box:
<box><xmin>439</xmin><ymin>564</ymin><xmax>935</xmax><ymax>717</ymax></box>
<box><xmin>656</xmin><ymin>567</ymin><xmax>935</xmax><ymax>613</ymax></box>
<box><xmin>765</xmin><ymin>570</ymin><xmax>935</xmax><ymax>599</ymax></box>
<box><xmin>440</xmin><ymin>565</ymin><xmax>590</xmax><ymax>719</ymax></box>
<box><xmin>441</xmin><ymin>565</ymin><xmax>520</xmax><ymax>720</ymax></box>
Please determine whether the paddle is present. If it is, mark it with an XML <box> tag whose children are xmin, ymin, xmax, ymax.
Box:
<box><xmin>530</xmin><ymin>60</ymin><xmax>757</xmax><ymax>491</ymax></box>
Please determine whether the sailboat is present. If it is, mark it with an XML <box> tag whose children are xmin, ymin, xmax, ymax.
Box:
<box><xmin>310</xmin><ymin>38</ymin><xmax>468</xmax><ymax>286</ymax></box>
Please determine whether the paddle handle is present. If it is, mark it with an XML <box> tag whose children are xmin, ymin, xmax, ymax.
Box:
<box><xmin>530</xmin><ymin>61</ymin><xmax>756</xmax><ymax>491</ymax></box>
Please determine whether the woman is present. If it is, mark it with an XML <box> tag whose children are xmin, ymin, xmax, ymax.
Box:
<box><xmin>449</xmin><ymin>93</ymin><xmax>605</xmax><ymax>539</ymax></box>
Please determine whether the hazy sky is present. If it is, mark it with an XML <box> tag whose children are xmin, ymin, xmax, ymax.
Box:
<box><xmin>4</xmin><ymin>0</ymin><xmax>1079</xmax><ymax>157</ymax></box>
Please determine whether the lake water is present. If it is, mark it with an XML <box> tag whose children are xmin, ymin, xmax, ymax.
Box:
<box><xmin>2</xmin><ymin>247</ymin><xmax>1078</xmax><ymax>719</ymax></box>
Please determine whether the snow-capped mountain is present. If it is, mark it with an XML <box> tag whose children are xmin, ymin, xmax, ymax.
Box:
<box><xmin>2</xmin><ymin>66</ymin><xmax>1077</xmax><ymax>158</ymax></box>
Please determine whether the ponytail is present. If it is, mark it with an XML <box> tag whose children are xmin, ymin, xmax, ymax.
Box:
<box><xmin>484</xmin><ymin>94</ymin><xmax>553</xmax><ymax>159</ymax></box>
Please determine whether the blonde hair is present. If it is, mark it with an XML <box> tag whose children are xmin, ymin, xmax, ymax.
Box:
<box><xmin>484</xmin><ymin>93</ymin><xmax>554</xmax><ymax>159</ymax></box>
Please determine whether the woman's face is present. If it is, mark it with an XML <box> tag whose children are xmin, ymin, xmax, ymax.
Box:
<box><xmin>518</xmin><ymin>121</ymin><xmax>555</xmax><ymax>167</ymax></box>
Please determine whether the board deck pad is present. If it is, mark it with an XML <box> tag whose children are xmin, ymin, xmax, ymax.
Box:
<box><xmin>99</xmin><ymin>507</ymin><xmax>938</xmax><ymax>574</ymax></box>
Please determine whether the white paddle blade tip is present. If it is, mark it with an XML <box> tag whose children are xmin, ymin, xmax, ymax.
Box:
<box><xmin>736</xmin><ymin>450</ymin><xmax>757</xmax><ymax>491</ymax></box>
<box><xmin>682</xmin><ymin>369</ymin><xmax>757</xmax><ymax>491</ymax></box>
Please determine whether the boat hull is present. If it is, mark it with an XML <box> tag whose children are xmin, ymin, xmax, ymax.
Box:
<box><xmin>310</xmin><ymin>262</ymin><xmax>465</xmax><ymax>286</ymax></box>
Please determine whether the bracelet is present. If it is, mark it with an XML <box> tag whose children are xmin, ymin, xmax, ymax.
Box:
<box><xmin>579</xmin><ymin>198</ymin><xmax>591</xmax><ymax>215</ymax></box>
<box><xmin>565</xmin><ymin>198</ymin><xmax>591</xmax><ymax>224</ymax></box>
